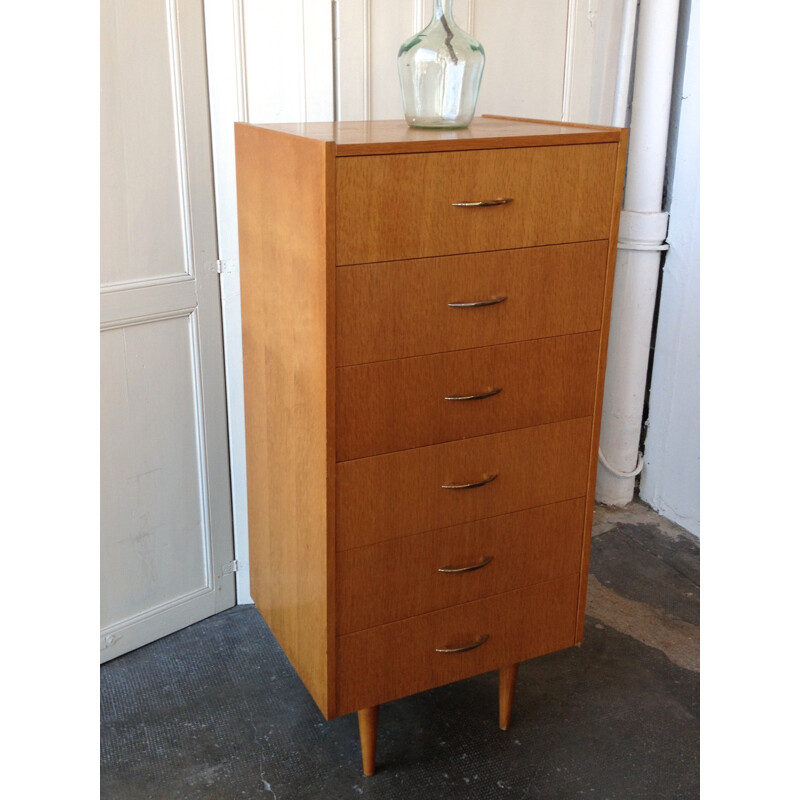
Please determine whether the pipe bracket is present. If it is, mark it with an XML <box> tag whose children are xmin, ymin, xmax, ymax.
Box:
<box><xmin>617</xmin><ymin>209</ymin><xmax>670</xmax><ymax>252</ymax></box>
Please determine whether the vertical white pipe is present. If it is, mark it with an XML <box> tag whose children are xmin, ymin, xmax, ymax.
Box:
<box><xmin>624</xmin><ymin>0</ymin><xmax>681</xmax><ymax>210</ymax></box>
<box><xmin>596</xmin><ymin>0</ymin><xmax>681</xmax><ymax>506</ymax></box>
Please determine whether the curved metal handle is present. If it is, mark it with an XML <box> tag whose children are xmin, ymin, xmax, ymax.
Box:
<box><xmin>448</xmin><ymin>296</ymin><xmax>507</xmax><ymax>308</ymax></box>
<box><xmin>436</xmin><ymin>634</ymin><xmax>490</xmax><ymax>654</ymax></box>
<box><xmin>452</xmin><ymin>198</ymin><xmax>513</xmax><ymax>207</ymax></box>
<box><xmin>441</xmin><ymin>473</ymin><xmax>497</xmax><ymax>490</ymax></box>
<box><xmin>445</xmin><ymin>387</ymin><xmax>502</xmax><ymax>402</ymax></box>
<box><xmin>438</xmin><ymin>556</ymin><xmax>494</xmax><ymax>574</ymax></box>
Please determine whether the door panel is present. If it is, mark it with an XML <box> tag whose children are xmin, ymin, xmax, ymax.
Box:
<box><xmin>101</xmin><ymin>315</ymin><xmax>212</xmax><ymax>625</ymax></box>
<box><xmin>101</xmin><ymin>0</ymin><xmax>194</xmax><ymax>287</ymax></box>
<box><xmin>101</xmin><ymin>0</ymin><xmax>235</xmax><ymax>662</ymax></box>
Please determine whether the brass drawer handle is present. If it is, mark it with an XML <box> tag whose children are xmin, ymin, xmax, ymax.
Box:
<box><xmin>441</xmin><ymin>473</ymin><xmax>497</xmax><ymax>490</ymax></box>
<box><xmin>451</xmin><ymin>198</ymin><xmax>513</xmax><ymax>207</ymax></box>
<box><xmin>436</xmin><ymin>634</ymin><xmax>490</xmax><ymax>654</ymax></box>
<box><xmin>438</xmin><ymin>555</ymin><xmax>494</xmax><ymax>574</ymax></box>
<box><xmin>445</xmin><ymin>387</ymin><xmax>502</xmax><ymax>402</ymax></box>
<box><xmin>448</xmin><ymin>296</ymin><xmax>507</xmax><ymax>308</ymax></box>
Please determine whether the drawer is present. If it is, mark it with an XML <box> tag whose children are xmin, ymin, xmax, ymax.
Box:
<box><xmin>335</xmin><ymin>575</ymin><xmax>579</xmax><ymax>715</ymax></box>
<box><xmin>336</xmin><ymin>332</ymin><xmax>599</xmax><ymax>461</ymax></box>
<box><xmin>336</xmin><ymin>416</ymin><xmax>593</xmax><ymax>550</ymax></box>
<box><xmin>336</xmin><ymin>241</ymin><xmax>608</xmax><ymax>366</ymax></box>
<box><xmin>336</xmin><ymin>498</ymin><xmax>585</xmax><ymax>634</ymax></box>
<box><xmin>335</xmin><ymin>144</ymin><xmax>618</xmax><ymax>265</ymax></box>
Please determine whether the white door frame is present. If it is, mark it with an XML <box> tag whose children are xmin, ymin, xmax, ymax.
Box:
<box><xmin>203</xmin><ymin>0</ymin><xmax>252</xmax><ymax>603</ymax></box>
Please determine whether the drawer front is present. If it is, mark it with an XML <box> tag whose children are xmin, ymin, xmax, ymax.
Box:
<box><xmin>335</xmin><ymin>144</ymin><xmax>618</xmax><ymax>265</ymax></box>
<box><xmin>335</xmin><ymin>575</ymin><xmax>579</xmax><ymax>715</ymax></box>
<box><xmin>336</xmin><ymin>241</ymin><xmax>608</xmax><ymax>366</ymax></box>
<box><xmin>336</xmin><ymin>332</ymin><xmax>599</xmax><ymax>461</ymax></box>
<box><xmin>336</xmin><ymin>417</ymin><xmax>593</xmax><ymax>551</ymax></box>
<box><xmin>336</xmin><ymin>498</ymin><xmax>585</xmax><ymax>634</ymax></box>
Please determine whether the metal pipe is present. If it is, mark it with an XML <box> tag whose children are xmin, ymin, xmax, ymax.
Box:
<box><xmin>596</xmin><ymin>0</ymin><xmax>681</xmax><ymax>506</ymax></box>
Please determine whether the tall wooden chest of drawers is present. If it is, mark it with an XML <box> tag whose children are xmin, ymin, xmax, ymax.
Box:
<box><xmin>234</xmin><ymin>116</ymin><xmax>627</xmax><ymax>774</ymax></box>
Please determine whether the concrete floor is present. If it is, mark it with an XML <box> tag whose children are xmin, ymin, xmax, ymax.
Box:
<box><xmin>101</xmin><ymin>500</ymin><xmax>699</xmax><ymax>799</ymax></box>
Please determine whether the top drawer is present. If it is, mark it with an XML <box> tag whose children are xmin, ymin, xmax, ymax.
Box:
<box><xmin>335</xmin><ymin>143</ymin><xmax>618</xmax><ymax>265</ymax></box>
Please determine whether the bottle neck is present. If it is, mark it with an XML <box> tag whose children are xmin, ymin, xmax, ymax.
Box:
<box><xmin>433</xmin><ymin>0</ymin><xmax>455</xmax><ymax>22</ymax></box>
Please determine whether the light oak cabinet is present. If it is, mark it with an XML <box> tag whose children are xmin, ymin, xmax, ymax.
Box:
<box><xmin>235</xmin><ymin>116</ymin><xmax>627</xmax><ymax>775</ymax></box>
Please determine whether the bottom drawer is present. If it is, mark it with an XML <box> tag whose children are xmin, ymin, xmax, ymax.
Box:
<box><xmin>335</xmin><ymin>574</ymin><xmax>579</xmax><ymax>715</ymax></box>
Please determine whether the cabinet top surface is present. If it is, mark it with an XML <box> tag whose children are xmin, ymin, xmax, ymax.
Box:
<box><xmin>242</xmin><ymin>116</ymin><xmax>625</xmax><ymax>156</ymax></box>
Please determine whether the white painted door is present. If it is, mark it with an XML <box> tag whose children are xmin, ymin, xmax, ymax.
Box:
<box><xmin>100</xmin><ymin>0</ymin><xmax>235</xmax><ymax>662</ymax></box>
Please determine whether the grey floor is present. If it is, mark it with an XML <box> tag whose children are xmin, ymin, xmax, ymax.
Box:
<box><xmin>101</xmin><ymin>501</ymin><xmax>699</xmax><ymax>799</ymax></box>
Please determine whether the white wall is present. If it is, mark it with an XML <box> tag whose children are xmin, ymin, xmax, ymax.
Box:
<box><xmin>639</xmin><ymin>0</ymin><xmax>699</xmax><ymax>536</ymax></box>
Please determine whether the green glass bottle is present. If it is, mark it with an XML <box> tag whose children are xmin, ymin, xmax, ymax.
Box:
<box><xmin>397</xmin><ymin>0</ymin><xmax>485</xmax><ymax>129</ymax></box>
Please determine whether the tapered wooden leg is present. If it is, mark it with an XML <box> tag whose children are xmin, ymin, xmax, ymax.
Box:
<box><xmin>357</xmin><ymin>705</ymin><xmax>379</xmax><ymax>776</ymax></box>
<box><xmin>499</xmin><ymin>663</ymin><xmax>519</xmax><ymax>731</ymax></box>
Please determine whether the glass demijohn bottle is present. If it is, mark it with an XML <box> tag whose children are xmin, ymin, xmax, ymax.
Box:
<box><xmin>397</xmin><ymin>0</ymin><xmax>485</xmax><ymax>128</ymax></box>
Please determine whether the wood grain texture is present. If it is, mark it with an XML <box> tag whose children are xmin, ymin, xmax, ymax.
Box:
<box><xmin>336</xmin><ymin>498</ymin><xmax>585</xmax><ymax>634</ymax></box>
<box><xmin>336</xmin><ymin>332</ymin><xmax>601</xmax><ymax>461</ymax></box>
<box><xmin>234</xmin><ymin>123</ymin><xmax>336</xmax><ymax>717</ymax></box>
<box><xmin>248</xmin><ymin>117</ymin><xmax>623</xmax><ymax>156</ymax></box>
<box><xmin>574</xmin><ymin>130</ymin><xmax>630</xmax><ymax>644</ymax></box>
<box><xmin>336</xmin><ymin>417</ymin><xmax>593</xmax><ymax>551</ymax></box>
<box><xmin>336</xmin><ymin>241</ymin><xmax>608</xmax><ymax>366</ymax></box>
<box><xmin>336</xmin><ymin>144</ymin><xmax>619</xmax><ymax>265</ymax></box>
<box><xmin>336</xmin><ymin>576</ymin><xmax>579</xmax><ymax>715</ymax></box>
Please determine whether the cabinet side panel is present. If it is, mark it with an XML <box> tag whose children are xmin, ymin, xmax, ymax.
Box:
<box><xmin>235</xmin><ymin>124</ymin><xmax>334</xmax><ymax>716</ymax></box>
<box><xmin>575</xmin><ymin>131</ymin><xmax>629</xmax><ymax>643</ymax></box>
